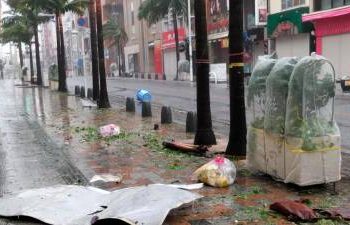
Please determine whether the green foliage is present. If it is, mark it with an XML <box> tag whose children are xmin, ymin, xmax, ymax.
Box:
<box><xmin>0</xmin><ymin>12</ymin><xmax>33</xmax><ymax>45</ymax></box>
<box><xmin>138</xmin><ymin>0</ymin><xmax>190</xmax><ymax>25</ymax></box>
<box><xmin>233</xmin><ymin>186</ymin><xmax>266</xmax><ymax>199</ymax></box>
<box><xmin>264</xmin><ymin>57</ymin><xmax>299</xmax><ymax>134</ymax></box>
<box><xmin>318</xmin><ymin>196</ymin><xmax>340</xmax><ymax>209</ymax></box>
<box><xmin>234</xmin><ymin>205</ymin><xmax>270</xmax><ymax>221</ymax></box>
<box><xmin>315</xmin><ymin>219</ymin><xmax>349</xmax><ymax>225</ymax></box>
<box><xmin>103</xmin><ymin>18</ymin><xmax>128</xmax><ymax>47</ymax></box>
<box><xmin>43</xmin><ymin>0</ymin><xmax>89</xmax><ymax>16</ymax></box>
<box><xmin>247</xmin><ymin>55</ymin><xmax>276</xmax><ymax>107</ymax></box>
<box><xmin>283</xmin><ymin>57</ymin><xmax>338</xmax><ymax>150</ymax></box>
<box><xmin>247</xmin><ymin>55</ymin><xmax>276</xmax><ymax>129</ymax></box>
<box><xmin>48</xmin><ymin>64</ymin><xmax>59</xmax><ymax>81</ymax></box>
<box><xmin>74</xmin><ymin>126</ymin><xmax>136</xmax><ymax>144</ymax></box>
<box><xmin>142</xmin><ymin>132</ymin><xmax>192</xmax><ymax>159</ymax></box>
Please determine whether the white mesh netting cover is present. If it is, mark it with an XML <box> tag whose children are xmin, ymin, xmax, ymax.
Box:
<box><xmin>247</xmin><ymin>54</ymin><xmax>341</xmax><ymax>186</ymax></box>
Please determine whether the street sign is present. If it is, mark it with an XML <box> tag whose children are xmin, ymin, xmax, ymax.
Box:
<box><xmin>77</xmin><ymin>17</ymin><xmax>86</xmax><ymax>27</ymax></box>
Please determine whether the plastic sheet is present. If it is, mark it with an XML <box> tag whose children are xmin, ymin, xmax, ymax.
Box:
<box><xmin>0</xmin><ymin>185</ymin><xmax>202</xmax><ymax>225</ymax></box>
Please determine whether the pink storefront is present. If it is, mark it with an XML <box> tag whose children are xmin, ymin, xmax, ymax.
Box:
<box><xmin>303</xmin><ymin>6</ymin><xmax>350</xmax><ymax>78</ymax></box>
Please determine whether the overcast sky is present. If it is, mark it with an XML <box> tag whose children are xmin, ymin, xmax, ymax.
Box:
<box><xmin>2</xmin><ymin>0</ymin><xmax>10</xmax><ymax>12</ymax></box>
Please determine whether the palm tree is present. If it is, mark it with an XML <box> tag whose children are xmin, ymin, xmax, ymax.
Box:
<box><xmin>103</xmin><ymin>17</ymin><xmax>128</xmax><ymax>77</ymax></box>
<box><xmin>1</xmin><ymin>13</ymin><xmax>35</xmax><ymax>81</ymax></box>
<box><xmin>7</xmin><ymin>0</ymin><xmax>51</xmax><ymax>86</ymax></box>
<box><xmin>138</xmin><ymin>0</ymin><xmax>188</xmax><ymax>80</ymax></box>
<box><xmin>225</xmin><ymin>0</ymin><xmax>246</xmax><ymax>156</ymax></box>
<box><xmin>28</xmin><ymin>42</ymin><xmax>35</xmax><ymax>84</ymax></box>
<box><xmin>88</xmin><ymin>0</ymin><xmax>99</xmax><ymax>101</ymax></box>
<box><xmin>193</xmin><ymin>0</ymin><xmax>216</xmax><ymax>146</ymax></box>
<box><xmin>96</xmin><ymin>0</ymin><xmax>110</xmax><ymax>108</ymax></box>
<box><xmin>0</xmin><ymin>22</ymin><xmax>26</xmax><ymax>68</ymax></box>
<box><xmin>43</xmin><ymin>0</ymin><xmax>89</xmax><ymax>92</ymax></box>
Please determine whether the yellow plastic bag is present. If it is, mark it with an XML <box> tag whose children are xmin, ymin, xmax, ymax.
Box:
<box><xmin>192</xmin><ymin>156</ymin><xmax>236</xmax><ymax>188</ymax></box>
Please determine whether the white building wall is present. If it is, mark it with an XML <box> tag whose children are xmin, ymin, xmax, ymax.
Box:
<box><xmin>323</xmin><ymin>33</ymin><xmax>350</xmax><ymax>79</ymax></box>
<box><xmin>275</xmin><ymin>33</ymin><xmax>310</xmax><ymax>58</ymax></box>
<box><xmin>269</xmin><ymin>0</ymin><xmax>312</xmax><ymax>14</ymax></box>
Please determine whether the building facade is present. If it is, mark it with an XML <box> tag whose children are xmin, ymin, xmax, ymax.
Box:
<box><xmin>267</xmin><ymin>0</ymin><xmax>314</xmax><ymax>58</ymax></box>
<box><xmin>103</xmin><ymin>0</ymin><xmax>125</xmax><ymax>77</ymax></box>
<box><xmin>122</xmin><ymin>0</ymin><xmax>145</xmax><ymax>75</ymax></box>
<box><xmin>303</xmin><ymin>0</ymin><xmax>350</xmax><ymax>79</ymax></box>
<box><xmin>207</xmin><ymin>0</ymin><xmax>266</xmax><ymax>77</ymax></box>
<box><xmin>267</xmin><ymin>0</ymin><xmax>350</xmax><ymax>78</ymax></box>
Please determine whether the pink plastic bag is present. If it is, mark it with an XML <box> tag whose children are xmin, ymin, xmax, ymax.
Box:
<box><xmin>192</xmin><ymin>156</ymin><xmax>236</xmax><ymax>188</ymax></box>
<box><xmin>99</xmin><ymin>124</ymin><xmax>120</xmax><ymax>137</ymax></box>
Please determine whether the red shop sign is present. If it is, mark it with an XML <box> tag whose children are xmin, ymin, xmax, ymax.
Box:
<box><xmin>162</xmin><ymin>27</ymin><xmax>186</xmax><ymax>49</ymax></box>
<box><xmin>207</xmin><ymin>18</ymin><xmax>229</xmax><ymax>32</ymax></box>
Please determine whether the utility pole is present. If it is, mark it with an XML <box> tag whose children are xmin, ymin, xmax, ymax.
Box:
<box><xmin>187</xmin><ymin>0</ymin><xmax>193</xmax><ymax>82</ymax></box>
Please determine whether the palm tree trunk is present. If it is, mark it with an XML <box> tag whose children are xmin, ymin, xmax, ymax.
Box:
<box><xmin>96</xmin><ymin>0</ymin><xmax>110</xmax><ymax>108</ymax></box>
<box><xmin>193</xmin><ymin>0</ymin><xmax>216</xmax><ymax>146</ymax></box>
<box><xmin>55</xmin><ymin>12</ymin><xmax>63</xmax><ymax>91</ymax></box>
<box><xmin>117</xmin><ymin>40</ymin><xmax>121</xmax><ymax>77</ymax></box>
<box><xmin>34</xmin><ymin>24</ymin><xmax>43</xmax><ymax>86</ymax></box>
<box><xmin>121</xmin><ymin>43</ymin><xmax>125</xmax><ymax>74</ymax></box>
<box><xmin>172</xmin><ymin>12</ymin><xmax>180</xmax><ymax>80</ymax></box>
<box><xmin>89</xmin><ymin>0</ymin><xmax>100</xmax><ymax>101</ymax></box>
<box><xmin>225</xmin><ymin>0</ymin><xmax>247</xmax><ymax>156</ymax></box>
<box><xmin>18</xmin><ymin>43</ymin><xmax>24</xmax><ymax>69</ymax></box>
<box><xmin>58</xmin><ymin>14</ymin><xmax>67</xmax><ymax>92</ymax></box>
<box><xmin>29</xmin><ymin>43</ymin><xmax>35</xmax><ymax>84</ymax></box>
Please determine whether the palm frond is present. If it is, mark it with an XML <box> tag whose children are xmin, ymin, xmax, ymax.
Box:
<box><xmin>138</xmin><ymin>0</ymin><xmax>171</xmax><ymax>25</ymax></box>
<box><xmin>63</xmin><ymin>0</ymin><xmax>89</xmax><ymax>15</ymax></box>
<box><xmin>103</xmin><ymin>18</ymin><xmax>128</xmax><ymax>45</ymax></box>
<box><xmin>138</xmin><ymin>0</ymin><xmax>190</xmax><ymax>25</ymax></box>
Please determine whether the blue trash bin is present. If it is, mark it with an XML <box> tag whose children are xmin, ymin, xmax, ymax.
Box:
<box><xmin>136</xmin><ymin>89</ymin><xmax>152</xmax><ymax>102</ymax></box>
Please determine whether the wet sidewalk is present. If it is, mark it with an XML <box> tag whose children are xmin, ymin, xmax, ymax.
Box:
<box><xmin>0</xmin><ymin>80</ymin><xmax>350</xmax><ymax>225</ymax></box>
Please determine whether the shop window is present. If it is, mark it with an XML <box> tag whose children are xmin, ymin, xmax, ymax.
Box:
<box><xmin>282</xmin><ymin>0</ymin><xmax>305</xmax><ymax>9</ymax></box>
<box><xmin>316</xmin><ymin>0</ymin><xmax>350</xmax><ymax>10</ymax></box>
<box><xmin>321</xmin><ymin>0</ymin><xmax>332</xmax><ymax>9</ymax></box>
<box><xmin>333</xmin><ymin>0</ymin><xmax>344</xmax><ymax>7</ymax></box>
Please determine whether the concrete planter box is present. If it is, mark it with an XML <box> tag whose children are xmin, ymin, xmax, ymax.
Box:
<box><xmin>49</xmin><ymin>80</ymin><xmax>58</xmax><ymax>91</ymax></box>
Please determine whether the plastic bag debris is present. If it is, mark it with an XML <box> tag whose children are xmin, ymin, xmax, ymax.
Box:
<box><xmin>192</xmin><ymin>156</ymin><xmax>236</xmax><ymax>188</ymax></box>
<box><xmin>81</xmin><ymin>99</ymin><xmax>97</xmax><ymax>108</ymax></box>
<box><xmin>270</xmin><ymin>200</ymin><xmax>317</xmax><ymax>221</ymax></box>
<box><xmin>90</xmin><ymin>174</ymin><xmax>123</xmax><ymax>183</ymax></box>
<box><xmin>99</xmin><ymin>124</ymin><xmax>120</xmax><ymax>137</ymax></box>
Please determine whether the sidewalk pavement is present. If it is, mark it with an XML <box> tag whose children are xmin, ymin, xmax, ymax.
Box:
<box><xmin>0</xmin><ymin>79</ymin><xmax>350</xmax><ymax>225</ymax></box>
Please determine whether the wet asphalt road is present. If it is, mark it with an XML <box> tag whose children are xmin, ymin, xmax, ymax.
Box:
<box><xmin>68</xmin><ymin>76</ymin><xmax>350</xmax><ymax>153</ymax></box>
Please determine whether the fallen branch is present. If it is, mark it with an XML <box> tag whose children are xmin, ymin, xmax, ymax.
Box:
<box><xmin>162</xmin><ymin>141</ymin><xmax>208</xmax><ymax>153</ymax></box>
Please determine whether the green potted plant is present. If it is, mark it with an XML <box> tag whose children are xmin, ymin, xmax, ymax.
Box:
<box><xmin>48</xmin><ymin>64</ymin><xmax>59</xmax><ymax>90</ymax></box>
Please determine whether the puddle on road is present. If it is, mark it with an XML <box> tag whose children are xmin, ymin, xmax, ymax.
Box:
<box><xmin>16</xmin><ymin>87</ymin><xmax>350</xmax><ymax>225</ymax></box>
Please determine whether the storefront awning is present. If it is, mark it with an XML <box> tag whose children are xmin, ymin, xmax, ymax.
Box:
<box><xmin>303</xmin><ymin>5</ymin><xmax>350</xmax><ymax>22</ymax></box>
<box><xmin>267</xmin><ymin>6</ymin><xmax>313</xmax><ymax>37</ymax></box>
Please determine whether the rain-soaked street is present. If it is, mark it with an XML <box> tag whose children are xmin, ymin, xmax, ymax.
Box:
<box><xmin>0</xmin><ymin>79</ymin><xmax>349</xmax><ymax>225</ymax></box>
